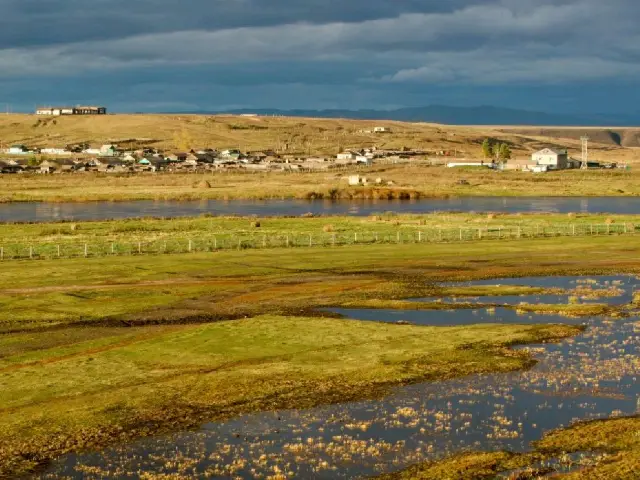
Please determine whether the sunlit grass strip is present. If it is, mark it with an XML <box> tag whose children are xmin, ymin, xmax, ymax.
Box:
<box><xmin>0</xmin><ymin>222</ymin><xmax>636</xmax><ymax>261</ymax></box>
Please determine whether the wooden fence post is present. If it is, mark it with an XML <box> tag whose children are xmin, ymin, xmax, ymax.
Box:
<box><xmin>111</xmin><ymin>243</ymin><xmax>115</xmax><ymax>254</ymax></box>
<box><xmin>1</xmin><ymin>247</ymin><xmax>3</xmax><ymax>261</ymax></box>
<box><xmin>397</xmin><ymin>231</ymin><xmax>401</xmax><ymax>243</ymax></box>
<box><xmin>138</xmin><ymin>242</ymin><xmax>141</xmax><ymax>254</ymax></box>
<box><xmin>189</xmin><ymin>239</ymin><xmax>192</xmax><ymax>252</ymax></box>
<box><xmin>354</xmin><ymin>232</ymin><xmax>358</xmax><ymax>243</ymax></box>
<box><xmin>286</xmin><ymin>235</ymin><xmax>290</xmax><ymax>247</ymax></box>
<box><xmin>459</xmin><ymin>228</ymin><xmax>463</xmax><ymax>241</ymax></box>
<box><xmin>418</xmin><ymin>231</ymin><xmax>422</xmax><ymax>242</ymax></box>
<box><xmin>57</xmin><ymin>245</ymin><xmax>60</xmax><ymax>257</ymax></box>
<box><xmin>309</xmin><ymin>234</ymin><xmax>312</xmax><ymax>247</ymax></box>
<box><xmin>84</xmin><ymin>244</ymin><xmax>88</xmax><ymax>258</ymax></box>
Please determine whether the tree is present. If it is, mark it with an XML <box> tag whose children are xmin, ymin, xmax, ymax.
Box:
<box><xmin>481</xmin><ymin>138</ymin><xmax>492</xmax><ymax>159</ymax></box>
<box><xmin>499</xmin><ymin>144</ymin><xmax>512</xmax><ymax>162</ymax></box>
<box><xmin>492</xmin><ymin>143</ymin><xmax>511</xmax><ymax>164</ymax></box>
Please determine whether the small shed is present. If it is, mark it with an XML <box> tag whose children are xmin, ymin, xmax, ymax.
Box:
<box><xmin>348</xmin><ymin>175</ymin><xmax>368</xmax><ymax>186</ymax></box>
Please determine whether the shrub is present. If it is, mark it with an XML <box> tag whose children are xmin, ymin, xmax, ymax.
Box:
<box><xmin>251</xmin><ymin>221</ymin><xmax>261</xmax><ymax>228</ymax></box>
<box><xmin>323</xmin><ymin>224</ymin><xmax>334</xmax><ymax>233</ymax></box>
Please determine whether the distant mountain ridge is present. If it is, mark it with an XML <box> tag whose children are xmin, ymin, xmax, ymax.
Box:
<box><xmin>189</xmin><ymin>105</ymin><xmax>640</xmax><ymax>127</ymax></box>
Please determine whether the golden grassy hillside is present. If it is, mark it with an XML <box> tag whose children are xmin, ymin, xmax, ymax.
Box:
<box><xmin>0</xmin><ymin>114</ymin><xmax>638</xmax><ymax>163</ymax></box>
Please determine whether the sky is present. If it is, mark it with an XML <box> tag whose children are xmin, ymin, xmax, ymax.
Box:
<box><xmin>1</xmin><ymin>0</ymin><xmax>639</xmax><ymax>114</ymax></box>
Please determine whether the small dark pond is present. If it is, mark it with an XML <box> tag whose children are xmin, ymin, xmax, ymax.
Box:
<box><xmin>328</xmin><ymin>307</ymin><xmax>586</xmax><ymax>326</ymax></box>
<box><xmin>5</xmin><ymin>196</ymin><xmax>640</xmax><ymax>222</ymax></box>
<box><xmin>39</xmin><ymin>276</ymin><xmax>640</xmax><ymax>479</ymax></box>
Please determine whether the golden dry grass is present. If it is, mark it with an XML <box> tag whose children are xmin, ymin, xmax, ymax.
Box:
<box><xmin>1</xmin><ymin>165</ymin><xmax>640</xmax><ymax>202</ymax></box>
<box><xmin>1</xmin><ymin>113</ymin><xmax>638</xmax><ymax>163</ymax></box>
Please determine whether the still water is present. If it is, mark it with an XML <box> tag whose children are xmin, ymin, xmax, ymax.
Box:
<box><xmin>40</xmin><ymin>276</ymin><xmax>639</xmax><ymax>479</ymax></box>
<box><xmin>5</xmin><ymin>197</ymin><xmax>640</xmax><ymax>222</ymax></box>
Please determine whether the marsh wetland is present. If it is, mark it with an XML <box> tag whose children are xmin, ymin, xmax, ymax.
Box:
<box><xmin>37</xmin><ymin>275</ymin><xmax>640</xmax><ymax>479</ymax></box>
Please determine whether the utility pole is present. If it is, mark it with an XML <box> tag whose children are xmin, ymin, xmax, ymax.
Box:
<box><xmin>581</xmin><ymin>136</ymin><xmax>589</xmax><ymax>169</ymax></box>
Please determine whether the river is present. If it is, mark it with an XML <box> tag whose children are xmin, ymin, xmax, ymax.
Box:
<box><xmin>3</xmin><ymin>197</ymin><xmax>640</xmax><ymax>222</ymax></box>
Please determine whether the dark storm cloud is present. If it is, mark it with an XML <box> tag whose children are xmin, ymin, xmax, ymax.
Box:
<box><xmin>1</xmin><ymin>0</ymin><xmax>640</xmax><ymax>112</ymax></box>
<box><xmin>1</xmin><ymin>0</ymin><xmax>482</xmax><ymax>48</ymax></box>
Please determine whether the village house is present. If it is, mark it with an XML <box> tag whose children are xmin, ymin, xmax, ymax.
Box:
<box><xmin>39</xmin><ymin>159</ymin><xmax>82</xmax><ymax>174</ymax></box>
<box><xmin>195</xmin><ymin>153</ymin><xmax>216</xmax><ymax>164</ymax></box>
<box><xmin>99</xmin><ymin>144</ymin><xmax>118</xmax><ymax>157</ymax></box>
<box><xmin>8</xmin><ymin>144</ymin><xmax>30</xmax><ymax>155</ymax></box>
<box><xmin>531</xmin><ymin>148</ymin><xmax>570</xmax><ymax>170</ymax></box>
<box><xmin>0</xmin><ymin>159</ymin><xmax>24</xmax><ymax>174</ymax></box>
<box><xmin>166</xmin><ymin>152</ymin><xmax>188</xmax><ymax>162</ymax></box>
<box><xmin>177</xmin><ymin>154</ymin><xmax>199</xmax><ymax>169</ymax></box>
<box><xmin>337</xmin><ymin>150</ymin><xmax>356</xmax><ymax>161</ymax></box>
<box><xmin>374</xmin><ymin>127</ymin><xmax>391</xmax><ymax>133</ymax></box>
<box><xmin>221</xmin><ymin>149</ymin><xmax>242</xmax><ymax>160</ymax></box>
<box><xmin>40</xmin><ymin>148</ymin><xmax>70</xmax><ymax>155</ymax></box>
<box><xmin>88</xmin><ymin>157</ymin><xmax>129</xmax><ymax>172</ymax></box>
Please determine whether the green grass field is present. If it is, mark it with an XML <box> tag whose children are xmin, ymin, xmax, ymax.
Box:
<box><xmin>0</xmin><ymin>211</ymin><xmax>636</xmax><ymax>260</ymax></box>
<box><xmin>1</xmin><ymin>234</ymin><xmax>639</xmax><ymax>476</ymax></box>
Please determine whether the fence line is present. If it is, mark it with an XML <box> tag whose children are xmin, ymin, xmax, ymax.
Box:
<box><xmin>0</xmin><ymin>223</ymin><xmax>635</xmax><ymax>262</ymax></box>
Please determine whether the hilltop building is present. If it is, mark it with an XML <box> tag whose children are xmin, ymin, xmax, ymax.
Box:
<box><xmin>36</xmin><ymin>106</ymin><xmax>107</xmax><ymax>116</ymax></box>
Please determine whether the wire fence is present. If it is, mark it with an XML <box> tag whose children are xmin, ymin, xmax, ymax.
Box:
<box><xmin>0</xmin><ymin>223</ymin><xmax>636</xmax><ymax>261</ymax></box>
